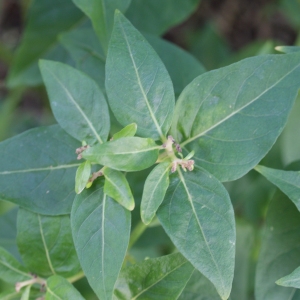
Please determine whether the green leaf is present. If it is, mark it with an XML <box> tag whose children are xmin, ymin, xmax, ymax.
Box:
<box><xmin>71</xmin><ymin>182</ymin><xmax>131</xmax><ymax>300</ymax></box>
<box><xmin>255</xmin><ymin>165</ymin><xmax>300</xmax><ymax>211</ymax></box>
<box><xmin>172</xmin><ymin>53</ymin><xmax>300</xmax><ymax>182</ymax></box>
<box><xmin>72</xmin><ymin>0</ymin><xmax>131</xmax><ymax>53</ymax></box>
<box><xmin>7</xmin><ymin>0</ymin><xmax>83</xmax><ymax>87</ymax></box>
<box><xmin>39</xmin><ymin>60</ymin><xmax>110</xmax><ymax>145</ymax></box>
<box><xmin>0</xmin><ymin>289</ymin><xmax>21</xmax><ymax>300</ymax></box>
<box><xmin>157</xmin><ymin>168</ymin><xmax>235</xmax><ymax>300</ymax></box>
<box><xmin>59</xmin><ymin>27</ymin><xmax>106</xmax><ymax>91</ymax></box>
<box><xmin>114</xmin><ymin>252</ymin><xmax>194</xmax><ymax>300</ymax></box>
<box><xmin>0</xmin><ymin>125</ymin><xmax>80</xmax><ymax>215</ymax></box>
<box><xmin>46</xmin><ymin>275</ymin><xmax>85</xmax><ymax>300</ymax></box>
<box><xmin>82</xmin><ymin>137</ymin><xmax>159</xmax><ymax>172</ymax></box>
<box><xmin>17</xmin><ymin>208</ymin><xmax>81</xmax><ymax>278</ymax></box>
<box><xmin>255</xmin><ymin>190</ymin><xmax>300</xmax><ymax>299</ymax></box>
<box><xmin>112</xmin><ymin>123</ymin><xmax>137</xmax><ymax>140</ymax></box>
<box><xmin>103</xmin><ymin>168</ymin><xmax>135</xmax><ymax>210</ymax></box>
<box><xmin>126</xmin><ymin>0</ymin><xmax>201</xmax><ymax>35</ymax></box>
<box><xmin>106</xmin><ymin>12</ymin><xmax>175</xmax><ymax>140</ymax></box>
<box><xmin>145</xmin><ymin>34</ymin><xmax>206</xmax><ymax>98</ymax></box>
<box><xmin>276</xmin><ymin>267</ymin><xmax>300</xmax><ymax>288</ymax></box>
<box><xmin>20</xmin><ymin>285</ymin><xmax>31</xmax><ymax>300</ymax></box>
<box><xmin>276</xmin><ymin>46</ymin><xmax>300</xmax><ymax>54</ymax></box>
<box><xmin>141</xmin><ymin>162</ymin><xmax>171</xmax><ymax>225</ymax></box>
<box><xmin>0</xmin><ymin>246</ymin><xmax>31</xmax><ymax>284</ymax></box>
<box><xmin>75</xmin><ymin>161</ymin><xmax>91</xmax><ymax>194</ymax></box>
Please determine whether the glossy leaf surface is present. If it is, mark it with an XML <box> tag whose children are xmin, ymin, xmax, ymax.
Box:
<box><xmin>106</xmin><ymin>12</ymin><xmax>175</xmax><ymax>140</ymax></box>
<box><xmin>103</xmin><ymin>168</ymin><xmax>135</xmax><ymax>210</ymax></box>
<box><xmin>114</xmin><ymin>252</ymin><xmax>194</xmax><ymax>300</ymax></box>
<box><xmin>17</xmin><ymin>208</ymin><xmax>81</xmax><ymax>278</ymax></box>
<box><xmin>276</xmin><ymin>267</ymin><xmax>300</xmax><ymax>288</ymax></box>
<box><xmin>157</xmin><ymin>168</ymin><xmax>235</xmax><ymax>299</ymax></box>
<box><xmin>73</xmin><ymin>0</ymin><xmax>131</xmax><ymax>53</ymax></box>
<box><xmin>255</xmin><ymin>165</ymin><xmax>300</xmax><ymax>211</ymax></box>
<box><xmin>75</xmin><ymin>161</ymin><xmax>91</xmax><ymax>194</ymax></box>
<box><xmin>0</xmin><ymin>125</ymin><xmax>80</xmax><ymax>215</ymax></box>
<box><xmin>172</xmin><ymin>53</ymin><xmax>300</xmax><ymax>181</ymax></box>
<box><xmin>46</xmin><ymin>275</ymin><xmax>85</xmax><ymax>300</ymax></box>
<box><xmin>82</xmin><ymin>137</ymin><xmax>159</xmax><ymax>171</ymax></box>
<box><xmin>141</xmin><ymin>162</ymin><xmax>171</xmax><ymax>225</ymax></box>
<box><xmin>126</xmin><ymin>0</ymin><xmax>200</xmax><ymax>35</ymax></box>
<box><xmin>7</xmin><ymin>0</ymin><xmax>83</xmax><ymax>87</ymax></box>
<box><xmin>255</xmin><ymin>191</ymin><xmax>300</xmax><ymax>299</ymax></box>
<box><xmin>0</xmin><ymin>246</ymin><xmax>31</xmax><ymax>284</ymax></box>
<box><xmin>71</xmin><ymin>183</ymin><xmax>131</xmax><ymax>300</ymax></box>
<box><xmin>40</xmin><ymin>60</ymin><xmax>110</xmax><ymax>145</ymax></box>
<box><xmin>112</xmin><ymin>123</ymin><xmax>137</xmax><ymax>140</ymax></box>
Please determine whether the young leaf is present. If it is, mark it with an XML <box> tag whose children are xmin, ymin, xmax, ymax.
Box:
<box><xmin>7</xmin><ymin>0</ymin><xmax>83</xmax><ymax>87</ymax></box>
<box><xmin>171</xmin><ymin>52</ymin><xmax>300</xmax><ymax>182</ymax></box>
<box><xmin>0</xmin><ymin>125</ymin><xmax>80</xmax><ymax>215</ymax></box>
<box><xmin>114</xmin><ymin>252</ymin><xmax>194</xmax><ymax>300</ymax></box>
<box><xmin>75</xmin><ymin>161</ymin><xmax>91</xmax><ymax>194</ymax></box>
<box><xmin>255</xmin><ymin>165</ymin><xmax>300</xmax><ymax>211</ymax></box>
<box><xmin>275</xmin><ymin>46</ymin><xmax>300</xmax><ymax>54</ymax></box>
<box><xmin>82</xmin><ymin>137</ymin><xmax>159</xmax><ymax>172</ymax></box>
<box><xmin>71</xmin><ymin>182</ymin><xmax>131</xmax><ymax>300</ymax></box>
<box><xmin>157</xmin><ymin>168</ymin><xmax>236</xmax><ymax>300</ymax></box>
<box><xmin>126</xmin><ymin>0</ymin><xmax>201</xmax><ymax>35</ymax></box>
<box><xmin>20</xmin><ymin>285</ymin><xmax>31</xmax><ymax>300</ymax></box>
<box><xmin>141</xmin><ymin>161</ymin><xmax>171</xmax><ymax>225</ymax></box>
<box><xmin>39</xmin><ymin>60</ymin><xmax>110</xmax><ymax>145</ymax></box>
<box><xmin>0</xmin><ymin>246</ymin><xmax>31</xmax><ymax>284</ymax></box>
<box><xmin>72</xmin><ymin>0</ymin><xmax>131</xmax><ymax>53</ymax></box>
<box><xmin>255</xmin><ymin>190</ymin><xmax>300</xmax><ymax>299</ymax></box>
<box><xmin>112</xmin><ymin>123</ymin><xmax>137</xmax><ymax>140</ymax></box>
<box><xmin>17</xmin><ymin>209</ymin><xmax>81</xmax><ymax>278</ymax></box>
<box><xmin>276</xmin><ymin>266</ymin><xmax>300</xmax><ymax>289</ymax></box>
<box><xmin>106</xmin><ymin>12</ymin><xmax>175</xmax><ymax>141</ymax></box>
<box><xmin>103</xmin><ymin>168</ymin><xmax>135</xmax><ymax>210</ymax></box>
<box><xmin>46</xmin><ymin>275</ymin><xmax>85</xmax><ymax>300</ymax></box>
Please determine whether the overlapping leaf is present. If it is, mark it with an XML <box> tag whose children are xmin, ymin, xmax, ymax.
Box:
<box><xmin>106</xmin><ymin>12</ymin><xmax>175</xmax><ymax>140</ymax></box>
<box><xmin>112</xmin><ymin>123</ymin><xmax>137</xmax><ymax>140</ymax></box>
<box><xmin>255</xmin><ymin>165</ymin><xmax>300</xmax><ymax>211</ymax></box>
<box><xmin>171</xmin><ymin>52</ymin><xmax>300</xmax><ymax>181</ymax></box>
<box><xmin>82</xmin><ymin>137</ymin><xmax>159</xmax><ymax>171</ymax></box>
<box><xmin>17</xmin><ymin>208</ymin><xmax>81</xmax><ymax>278</ymax></box>
<box><xmin>276</xmin><ymin>267</ymin><xmax>300</xmax><ymax>289</ymax></box>
<box><xmin>75</xmin><ymin>161</ymin><xmax>91</xmax><ymax>194</ymax></box>
<box><xmin>114</xmin><ymin>252</ymin><xmax>194</xmax><ymax>299</ymax></box>
<box><xmin>157</xmin><ymin>168</ymin><xmax>235</xmax><ymax>300</ymax></box>
<box><xmin>40</xmin><ymin>60</ymin><xmax>110</xmax><ymax>145</ymax></box>
<box><xmin>0</xmin><ymin>125</ymin><xmax>80</xmax><ymax>215</ymax></box>
<box><xmin>71</xmin><ymin>182</ymin><xmax>131</xmax><ymax>300</ymax></box>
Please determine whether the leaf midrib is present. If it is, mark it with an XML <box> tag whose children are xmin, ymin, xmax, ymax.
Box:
<box><xmin>181</xmin><ymin>60</ymin><xmax>300</xmax><ymax>147</ymax></box>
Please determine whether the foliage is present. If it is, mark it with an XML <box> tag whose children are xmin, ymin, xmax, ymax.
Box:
<box><xmin>1</xmin><ymin>0</ymin><xmax>300</xmax><ymax>299</ymax></box>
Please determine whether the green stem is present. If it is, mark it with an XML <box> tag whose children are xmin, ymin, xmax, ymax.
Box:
<box><xmin>0</xmin><ymin>41</ymin><xmax>13</xmax><ymax>65</ymax></box>
<box><xmin>66</xmin><ymin>270</ymin><xmax>85</xmax><ymax>283</ymax></box>
<box><xmin>128</xmin><ymin>221</ymin><xmax>147</xmax><ymax>250</ymax></box>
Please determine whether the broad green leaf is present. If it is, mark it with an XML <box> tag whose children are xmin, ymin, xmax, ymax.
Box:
<box><xmin>106</xmin><ymin>12</ymin><xmax>175</xmax><ymax>140</ymax></box>
<box><xmin>72</xmin><ymin>0</ymin><xmax>131</xmax><ymax>53</ymax></box>
<box><xmin>141</xmin><ymin>162</ymin><xmax>171</xmax><ymax>225</ymax></box>
<box><xmin>255</xmin><ymin>165</ymin><xmax>300</xmax><ymax>211</ymax></box>
<box><xmin>75</xmin><ymin>161</ymin><xmax>91</xmax><ymax>194</ymax></box>
<box><xmin>20</xmin><ymin>285</ymin><xmax>31</xmax><ymax>300</ymax></box>
<box><xmin>46</xmin><ymin>275</ymin><xmax>84</xmax><ymax>300</ymax></box>
<box><xmin>144</xmin><ymin>34</ymin><xmax>206</xmax><ymax>98</ymax></box>
<box><xmin>0</xmin><ymin>125</ymin><xmax>80</xmax><ymax>215</ymax></box>
<box><xmin>0</xmin><ymin>289</ymin><xmax>21</xmax><ymax>300</ymax></box>
<box><xmin>39</xmin><ymin>60</ymin><xmax>110</xmax><ymax>145</ymax></box>
<box><xmin>157</xmin><ymin>168</ymin><xmax>235</xmax><ymax>300</ymax></box>
<box><xmin>71</xmin><ymin>182</ymin><xmax>131</xmax><ymax>300</ymax></box>
<box><xmin>276</xmin><ymin>267</ymin><xmax>300</xmax><ymax>288</ymax></box>
<box><xmin>17</xmin><ymin>208</ymin><xmax>81</xmax><ymax>278</ymax></box>
<box><xmin>112</xmin><ymin>123</ymin><xmax>137</xmax><ymax>140</ymax></box>
<box><xmin>59</xmin><ymin>27</ymin><xmax>106</xmax><ymax>90</ymax></box>
<box><xmin>178</xmin><ymin>270</ymin><xmax>221</xmax><ymax>300</ymax></box>
<box><xmin>0</xmin><ymin>247</ymin><xmax>31</xmax><ymax>284</ymax></box>
<box><xmin>126</xmin><ymin>0</ymin><xmax>201</xmax><ymax>35</ymax></box>
<box><xmin>82</xmin><ymin>137</ymin><xmax>159</xmax><ymax>172</ymax></box>
<box><xmin>255</xmin><ymin>190</ymin><xmax>300</xmax><ymax>299</ymax></box>
<box><xmin>7</xmin><ymin>0</ymin><xmax>83</xmax><ymax>87</ymax></box>
<box><xmin>114</xmin><ymin>252</ymin><xmax>194</xmax><ymax>300</ymax></box>
<box><xmin>172</xmin><ymin>53</ymin><xmax>300</xmax><ymax>182</ymax></box>
<box><xmin>103</xmin><ymin>168</ymin><xmax>135</xmax><ymax>210</ymax></box>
